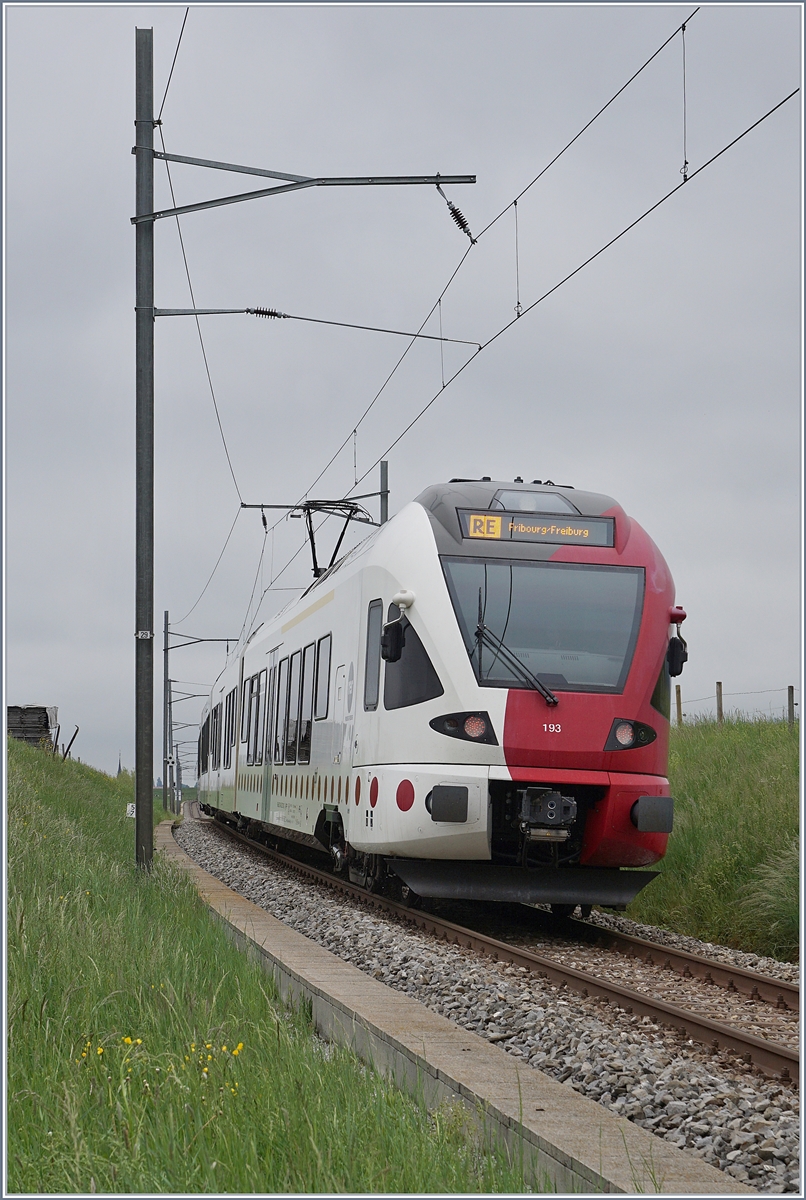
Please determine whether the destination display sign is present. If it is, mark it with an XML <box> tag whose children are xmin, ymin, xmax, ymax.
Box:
<box><xmin>458</xmin><ymin>509</ymin><xmax>614</xmax><ymax>547</ymax></box>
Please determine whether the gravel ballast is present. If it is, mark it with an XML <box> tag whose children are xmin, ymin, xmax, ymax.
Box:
<box><xmin>174</xmin><ymin>819</ymin><xmax>800</xmax><ymax>1193</ymax></box>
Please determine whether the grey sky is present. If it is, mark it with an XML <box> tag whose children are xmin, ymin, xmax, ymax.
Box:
<box><xmin>4</xmin><ymin>3</ymin><xmax>801</xmax><ymax>778</ymax></box>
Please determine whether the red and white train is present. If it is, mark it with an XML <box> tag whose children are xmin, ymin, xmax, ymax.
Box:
<box><xmin>197</xmin><ymin>478</ymin><xmax>687</xmax><ymax>913</ymax></box>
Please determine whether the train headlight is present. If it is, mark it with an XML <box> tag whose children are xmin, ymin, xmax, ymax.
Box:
<box><xmin>429</xmin><ymin>711</ymin><xmax>498</xmax><ymax>745</ymax></box>
<box><xmin>615</xmin><ymin>722</ymin><xmax>635</xmax><ymax>747</ymax></box>
<box><xmin>604</xmin><ymin>719</ymin><xmax>657</xmax><ymax>751</ymax></box>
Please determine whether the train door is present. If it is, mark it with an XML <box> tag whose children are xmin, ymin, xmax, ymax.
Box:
<box><xmin>333</xmin><ymin>665</ymin><xmax>346</xmax><ymax>764</ymax></box>
<box><xmin>212</xmin><ymin>688</ymin><xmax>225</xmax><ymax>808</ymax></box>
<box><xmin>261</xmin><ymin>648</ymin><xmax>278</xmax><ymax>823</ymax></box>
<box><xmin>343</xmin><ymin>661</ymin><xmax>355</xmax><ymax>770</ymax></box>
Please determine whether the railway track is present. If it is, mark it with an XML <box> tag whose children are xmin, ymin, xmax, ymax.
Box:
<box><xmin>202</xmin><ymin>811</ymin><xmax>798</xmax><ymax>1084</ymax></box>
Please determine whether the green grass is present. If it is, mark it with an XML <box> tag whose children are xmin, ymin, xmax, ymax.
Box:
<box><xmin>626</xmin><ymin>717</ymin><xmax>799</xmax><ymax>961</ymax></box>
<box><xmin>7</xmin><ymin>739</ymin><xmax>532</xmax><ymax>1194</ymax></box>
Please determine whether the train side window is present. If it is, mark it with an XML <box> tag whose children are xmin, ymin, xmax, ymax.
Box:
<box><xmin>223</xmin><ymin>688</ymin><xmax>236</xmax><ymax>769</ymax></box>
<box><xmin>383</xmin><ymin>607</ymin><xmax>444</xmax><ymax>710</ymax></box>
<box><xmin>364</xmin><ymin>600</ymin><xmax>383</xmax><ymax>711</ymax></box>
<box><xmin>298</xmin><ymin>643</ymin><xmax>316</xmax><ymax>764</ymax></box>
<box><xmin>650</xmin><ymin>660</ymin><xmax>671</xmax><ymax>720</ymax></box>
<box><xmin>265</xmin><ymin>666</ymin><xmax>277</xmax><ymax>767</ymax></box>
<box><xmin>200</xmin><ymin>715</ymin><xmax>210</xmax><ymax>775</ymax></box>
<box><xmin>273</xmin><ymin>658</ymin><xmax>289</xmax><ymax>763</ymax></box>
<box><xmin>253</xmin><ymin>669</ymin><xmax>268</xmax><ymax>765</ymax></box>
<box><xmin>314</xmin><ymin>634</ymin><xmax>332</xmax><ymax>719</ymax></box>
<box><xmin>285</xmin><ymin>651</ymin><xmax>302</xmax><ymax>763</ymax></box>
<box><xmin>245</xmin><ymin>675</ymin><xmax>258</xmax><ymax>764</ymax></box>
<box><xmin>211</xmin><ymin>703</ymin><xmax>222</xmax><ymax>771</ymax></box>
<box><xmin>240</xmin><ymin>678</ymin><xmax>250</xmax><ymax>742</ymax></box>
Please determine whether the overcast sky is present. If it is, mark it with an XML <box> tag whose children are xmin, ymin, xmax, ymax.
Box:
<box><xmin>4</xmin><ymin>3</ymin><xmax>802</xmax><ymax>778</ymax></box>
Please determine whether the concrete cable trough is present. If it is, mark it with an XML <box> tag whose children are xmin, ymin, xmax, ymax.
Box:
<box><xmin>157</xmin><ymin>817</ymin><xmax>754</xmax><ymax>1194</ymax></box>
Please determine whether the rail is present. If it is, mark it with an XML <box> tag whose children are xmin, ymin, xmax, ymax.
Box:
<box><xmin>202</xmin><ymin>812</ymin><xmax>797</xmax><ymax>1084</ymax></box>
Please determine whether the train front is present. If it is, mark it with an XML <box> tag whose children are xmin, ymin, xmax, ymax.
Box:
<box><xmin>387</xmin><ymin>479</ymin><xmax>687</xmax><ymax>911</ymax></box>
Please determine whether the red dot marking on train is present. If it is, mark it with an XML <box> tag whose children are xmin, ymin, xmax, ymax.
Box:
<box><xmin>370</xmin><ymin>777</ymin><xmax>378</xmax><ymax>808</ymax></box>
<box><xmin>396</xmin><ymin>779</ymin><xmax>415</xmax><ymax>812</ymax></box>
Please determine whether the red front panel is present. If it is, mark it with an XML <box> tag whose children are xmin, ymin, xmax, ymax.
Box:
<box><xmin>501</xmin><ymin>505</ymin><xmax>675</xmax><ymax>868</ymax></box>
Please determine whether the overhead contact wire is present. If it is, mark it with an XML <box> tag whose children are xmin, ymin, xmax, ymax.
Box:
<box><xmin>352</xmin><ymin>89</ymin><xmax>799</xmax><ymax>491</ymax></box>
<box><xmin>295</xmin><ymin>8</ymin><xmax>702</xmax><ymax>519</ymax></box>
<box><xmin>174</xmin><ymin>506</ymin><xmax>242</xmax><ymax>625</ymax></box>
<box><xmin>476</xmin><ymin>6</ymin><xmax>701</xmax><ymax>240</ymax></box>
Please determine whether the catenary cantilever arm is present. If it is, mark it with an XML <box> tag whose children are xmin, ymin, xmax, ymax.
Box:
<box><xmin>131</xmin><ymin>164</ymin><xmax>475</xmax><ymax>224</ymax></box>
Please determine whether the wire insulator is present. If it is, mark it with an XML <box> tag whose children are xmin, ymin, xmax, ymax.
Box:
<box><xmin>448</xmin><ymin>203</ymin><xmax>476</xmax><ymax>243</ymax></box>
<box><xmin>248</xmin><ymin>307</ymin><xmax>288</xmax><ymax>319</ymax></box>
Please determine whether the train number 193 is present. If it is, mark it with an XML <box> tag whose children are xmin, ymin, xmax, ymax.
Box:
<box><xmin>543</xmin><ymin>723</ymin><xmax>562</xmax><ymax>733</ymax></box>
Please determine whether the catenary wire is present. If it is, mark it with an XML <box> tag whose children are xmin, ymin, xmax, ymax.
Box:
<box><xmin>171</xmin><ymin>9</ymin><xmax>705</xmax><ymax>638</ymax></box>
<box><xmin>173</xmin><ymin>505</ymin><xmax>242</xmax><ymax>625</ymax></box>
<box><xmin>185</xmin><ymin>18</ymin><xmax>785</xmax><ymax>657</ymax></box>
<box><xmin>349</xmin><ymin>88</ymin><xmax>799</xmax><ymax>492</ymax></box>
<box><xmin>157</xmin><ymin>7</ymin><xmax>189</xmax><ymax>122</ymax></box>
<box><xmin>270</xmin><ymin>7</ymin><xmax>701</xmax><ymax>526</ymax></box>
<box><xmin>186</xmin><ymin>10</ymin><xmax>701</xmax><ymax>607</ymax></box>
<box><xmin>230</xmin><ymin>83</ymin><xmax>797</xmax><ymax>642</ymax></box>
<box><xmin>476</xmin><ymin>7</ymin><xmax>700</xmax><ymax>240</ymax></box>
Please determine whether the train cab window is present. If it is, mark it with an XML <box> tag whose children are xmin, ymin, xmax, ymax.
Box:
<box><xmin>364</xmin><ymin>600</ymin><xmax>383</xmax><ymax>711</ymax></box>
<box><xmin>443</xmin><ymin>558</ymin><xmax>644</xmax><ymax>694</ymax></box>
<box><xmin>298</xmin><ymin>643</ymin><xmax>316</xmax><ymax>763</ymax></box>
<box><xmin>273</xmin><ymin>658</ymin><xmax>289</xmax><ymax>763</ymax></box>
<box><xmin>384</xmin><ymin>607</ymin><xmax>444</xmax><ymax>710</ymax></box>
<box><xmin>285</xmin><ymin>651</ymin><xmax>302</xmax><ymax>763</ymax></box>
<box><xmin>314</xmin><ymin>634</ymin><xmax>332</xmax><ymax>719</ymax></box>
<box><xmin>490</xmin><ymin>489</ymin><xmax>579</xmax><ymax>514</ymax></box>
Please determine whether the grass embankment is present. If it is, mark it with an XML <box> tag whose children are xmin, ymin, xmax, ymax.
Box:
<box><xmin>7</xmin><ymin>739</ymin><xmax>528</xmax><ymax>1194</ymax></box>
<box><xmin>627</xmin><ymin>718</ymin><xmax>799</xmax><ymax>961</ymax></box>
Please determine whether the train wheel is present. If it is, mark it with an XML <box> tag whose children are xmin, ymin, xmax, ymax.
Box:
<box><xmin>550</xmin><ymin>903</ymin><xmax>576</xmax><ymax>919</ymax></box>
<box><xmin>400</xmin><ymin>884</ymin><xmax>421</xmax><ymax>909</ymax></box>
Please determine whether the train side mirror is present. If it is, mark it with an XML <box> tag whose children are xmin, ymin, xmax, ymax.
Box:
<box><xmin>667</xmin><ymin>635</ymin><xmax>688</xmax><ymax>677</ymax></box>
<box><xmin>381</xmin><ymin>619</ymin><xmax>405</xmax><ymax>662</ymax></box>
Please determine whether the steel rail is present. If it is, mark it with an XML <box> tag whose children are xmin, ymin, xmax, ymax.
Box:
<box><xmin>567</xmin><ymin>919</ymin><xmax>799</xmax><ymax>1012</ymax></box>
<box><xmin>200</xmin><ymin>813</ymin><xmax>797</xmax><ymax>1083</ymax></box>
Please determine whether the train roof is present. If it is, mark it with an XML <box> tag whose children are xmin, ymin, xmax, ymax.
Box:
<box><xmin>414</xmin><ymin>478</ymin><xmax>622</xmax><ymax>559</ymax></box>
<box><xmin>414</xmin><ymin>478</ymin><xmax>618</xmax><ymax>517</ymax></box>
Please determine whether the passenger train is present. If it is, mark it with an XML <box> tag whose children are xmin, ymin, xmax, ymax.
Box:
<box><xmin>197</xmin><ymin>478</ymin><xmax>687</xmax><ymax>913</ymax></box>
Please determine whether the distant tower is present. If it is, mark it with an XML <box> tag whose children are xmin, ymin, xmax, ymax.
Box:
<box><xmin>117</xmin><ymin>753</ymin><xmax>122</xmax><ymax>777</ymax></box>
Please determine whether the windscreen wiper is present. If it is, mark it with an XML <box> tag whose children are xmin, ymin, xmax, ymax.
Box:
<box><xmin>475</xmin><ymin>622</ymin><xmax>559</xmax><ymax>706</ymax></box>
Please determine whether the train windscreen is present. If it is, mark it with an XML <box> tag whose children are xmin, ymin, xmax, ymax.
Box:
<box><xmin>442</xmin><ymin>558</ymin><xmax>644</xmax><ymax>693</ymax></box>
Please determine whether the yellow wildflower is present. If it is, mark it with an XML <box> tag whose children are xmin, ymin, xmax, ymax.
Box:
<box><xmin>135</xmin><ymin>1039</ymin><xmax>142</xmax><ymax>1045</ymax></box>
<box><xmin>122</xmin><ymin>1036</ymin><xmax>132</xmax><ymax>1044</ymax></box>
<box><xmin>97</xmin><ymin>1047</ymin><xmax>104</xmax><ymax>1056</ymax></box>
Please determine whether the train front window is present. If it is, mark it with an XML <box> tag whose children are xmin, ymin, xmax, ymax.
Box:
<box><xmin>442</xmin><ymin>557</ymin><xmax>644</xmax><ymax>693</ymax></box>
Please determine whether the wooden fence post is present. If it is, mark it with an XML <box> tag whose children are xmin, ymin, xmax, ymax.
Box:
<box><xmin>716</xmin><ymin>682</ymin><xmax>723</xmax><ymax>725</ymax></box>
<box><xmin>788</xmin><ymin>685</ymin><xmax>795</xmax><ymax>728</ymax></box>
<box><xmin>675</xmin><ymin>684</ymin><xmax>682</xmax><ymax>728</ymax></box>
